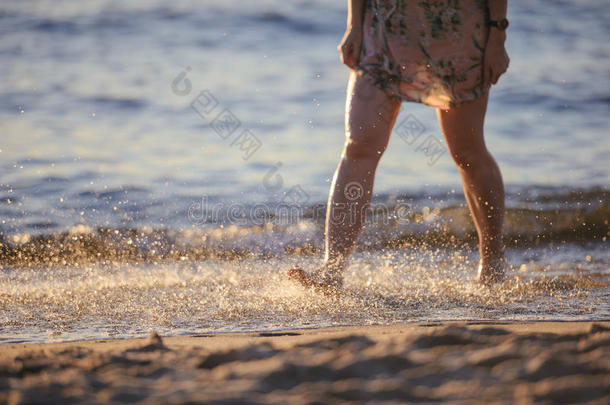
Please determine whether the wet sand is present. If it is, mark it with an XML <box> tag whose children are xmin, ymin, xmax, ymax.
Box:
<box><xmin>2</xmin><ymin>321</ymin><xmax>609</xmax><ymax>404</ymax></box>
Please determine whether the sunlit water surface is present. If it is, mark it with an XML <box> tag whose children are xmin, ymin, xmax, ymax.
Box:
<box><xmin>0</xmin><ymin>0</ymin><xmax>609</xmax><ymax>343</ymax></box>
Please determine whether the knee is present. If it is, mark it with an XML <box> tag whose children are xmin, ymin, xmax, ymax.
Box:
<box><xmin>450</xmin><ymin>147</ymin><xmax>492</xmax><ymax>171</ymax></box>
<box><xmin>343</xmin><ymin>131</ymin><xmax>387</xmax><ymax>161</ymax></box>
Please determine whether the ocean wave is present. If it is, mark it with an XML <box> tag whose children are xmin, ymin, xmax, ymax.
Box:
<box><xmin>1</xmin><ymin>201</ymin><xmax>606</xmax><ymax>268</ymax></box>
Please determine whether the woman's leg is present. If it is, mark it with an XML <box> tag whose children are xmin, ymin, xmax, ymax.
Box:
<box><xmin>318</xmin><ymin>71</ymin><xmax>401</xmax><ymax>284</ymax></box>
<box><xmin>436</xmin><ymin>92</ymin><xmax>506</xmax><ymax>282</ymax></box>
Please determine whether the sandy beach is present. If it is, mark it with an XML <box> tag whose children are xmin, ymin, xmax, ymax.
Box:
<box><xmin>1</xmin><ymin>1</ymin><xmax>609</xmax><ymax>404</ymax></box>
<box><xmin>2</xmin><ymin>321</ymin><xmax>609</xmax><ymax>404</ymax></box>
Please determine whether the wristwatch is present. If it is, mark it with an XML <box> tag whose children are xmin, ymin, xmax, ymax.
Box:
<box><xmin>489</xmin><ymin>18</ymin><xmax>509</xmax><ymax>30</ymax></box>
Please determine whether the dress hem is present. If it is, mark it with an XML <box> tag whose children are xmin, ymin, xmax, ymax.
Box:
<box><xmin>354</xmin><ymin>64</ymin><xmax>491</xmax><ymax>110</ymax></box>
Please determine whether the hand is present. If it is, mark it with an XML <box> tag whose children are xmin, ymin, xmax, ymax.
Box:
<box><xmin>484</xmin><ymin>30</ymin><xmax>510</xmax><ymax>86</ymax></box>
<box><xmin>337</xmin><ymin>26</ymin><xmax>362</xmax><ymax>69</ymax></box>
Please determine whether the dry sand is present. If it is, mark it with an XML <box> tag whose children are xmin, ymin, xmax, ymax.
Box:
<box><xmin>1</xmin><ymin>321</ymin><xmax>609</xmax><ymax>404</ymax></box>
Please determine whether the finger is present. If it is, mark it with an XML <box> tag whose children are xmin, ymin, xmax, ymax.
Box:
<box><xmin>353</xmin><ymin>46</ymin><xmax>360</xmax><ymax>66</ymax></box>
<box><xmin>345</xmin><ymin>44</ymin><xmax>353</xmax><ymax>62</ymax></box>
<box><xmin>491</xmin><ymin>66</ymin><xmax>499</xmax><ymax>84</ymax></box>
<box><xmin>349</xmin><ymin>49</ymin><xmax>358</xmax><ymax>67</ymax></box>
<box><xmin>339</xmin><ymin>46</ymin><xmax>348</xmax><ymax>65</ymax></box>
<box><xmin>345</xmin><ymin>46</ymin><xmax>356</xmax><ymax>68</ymax></box>
<box><xmin>483</xmin><ymin>63</ymin><xmax>490</xmax><ymax>87</ymax></box>
<box><xmin>492</xmin><ymin>65</ymin><xmax>506</xmax><ymax>84</ymax></box>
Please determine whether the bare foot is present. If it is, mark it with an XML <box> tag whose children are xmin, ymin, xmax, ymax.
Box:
<box><xmin>477</xmin><ymin>258</ymin><xmax>507</xmax><ymax>285</ymax></box>
<box><xmin>288</xmin><ymin>267</ymin><xmax>343</xmax><ymax>296</ymax></box>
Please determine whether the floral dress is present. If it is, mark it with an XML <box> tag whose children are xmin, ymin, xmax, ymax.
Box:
<box><xmin>355</xmin><ymin>0</ymin><xmax>491</xmax><ymax>108</ymax></box>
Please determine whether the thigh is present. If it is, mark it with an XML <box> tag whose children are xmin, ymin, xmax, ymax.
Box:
<box><xmin>345</xmin><ymin>71</ymin><xmax>401</xmax><ymax>149</ymax></box>
<box><xmin>435</xmin><ymin>92</ymin><xmax>489</xmax><ymax>153</ymax></box>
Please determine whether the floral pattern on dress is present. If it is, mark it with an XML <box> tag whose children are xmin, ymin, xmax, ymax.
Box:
<box><xmin>355</xmin><ymin>0</ymin><xmax>491</xmax><ymax>108</ymax></box>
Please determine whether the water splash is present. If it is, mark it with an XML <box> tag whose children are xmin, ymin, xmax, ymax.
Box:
<box><xmin>1</xmin><ymin>243</ymin><xmax>607</xmax><ymax>344</ymax></box>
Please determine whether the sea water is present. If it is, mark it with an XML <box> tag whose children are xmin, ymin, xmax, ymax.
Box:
<box><xmin>0</xmin><ymin>0</ymin><xmax>608</xmax><ymax>343</ymax></box>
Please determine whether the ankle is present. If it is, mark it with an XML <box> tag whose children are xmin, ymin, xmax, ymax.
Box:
<box><xmin>313</xmin><ymin>260</ymin><xmax>345</xmax><ymax>285</ymax></box>
<box><xmin>480</xmin><ymin>255</ymin><xmax>506</xmax><ymax>270</ymax></box>
<box><xmin>477</xmin><ymin>256</ymin><xmax>507</xmax><ymax>285</ymax></box>
<box><xmin>322</xmin><ymin>257</ymin><xmax>346</xmax><ymax>273</ymax></box>
<box><xmin>480</xmin><ymin>245</ymin><xmax>505</xmax><ymax>267</ymax></box>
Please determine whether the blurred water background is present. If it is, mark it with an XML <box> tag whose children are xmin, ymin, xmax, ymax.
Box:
<box><xmin>0</xmin><ymin>0</ymin><xmax>608</xmax><ymax>343</ymax></box>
